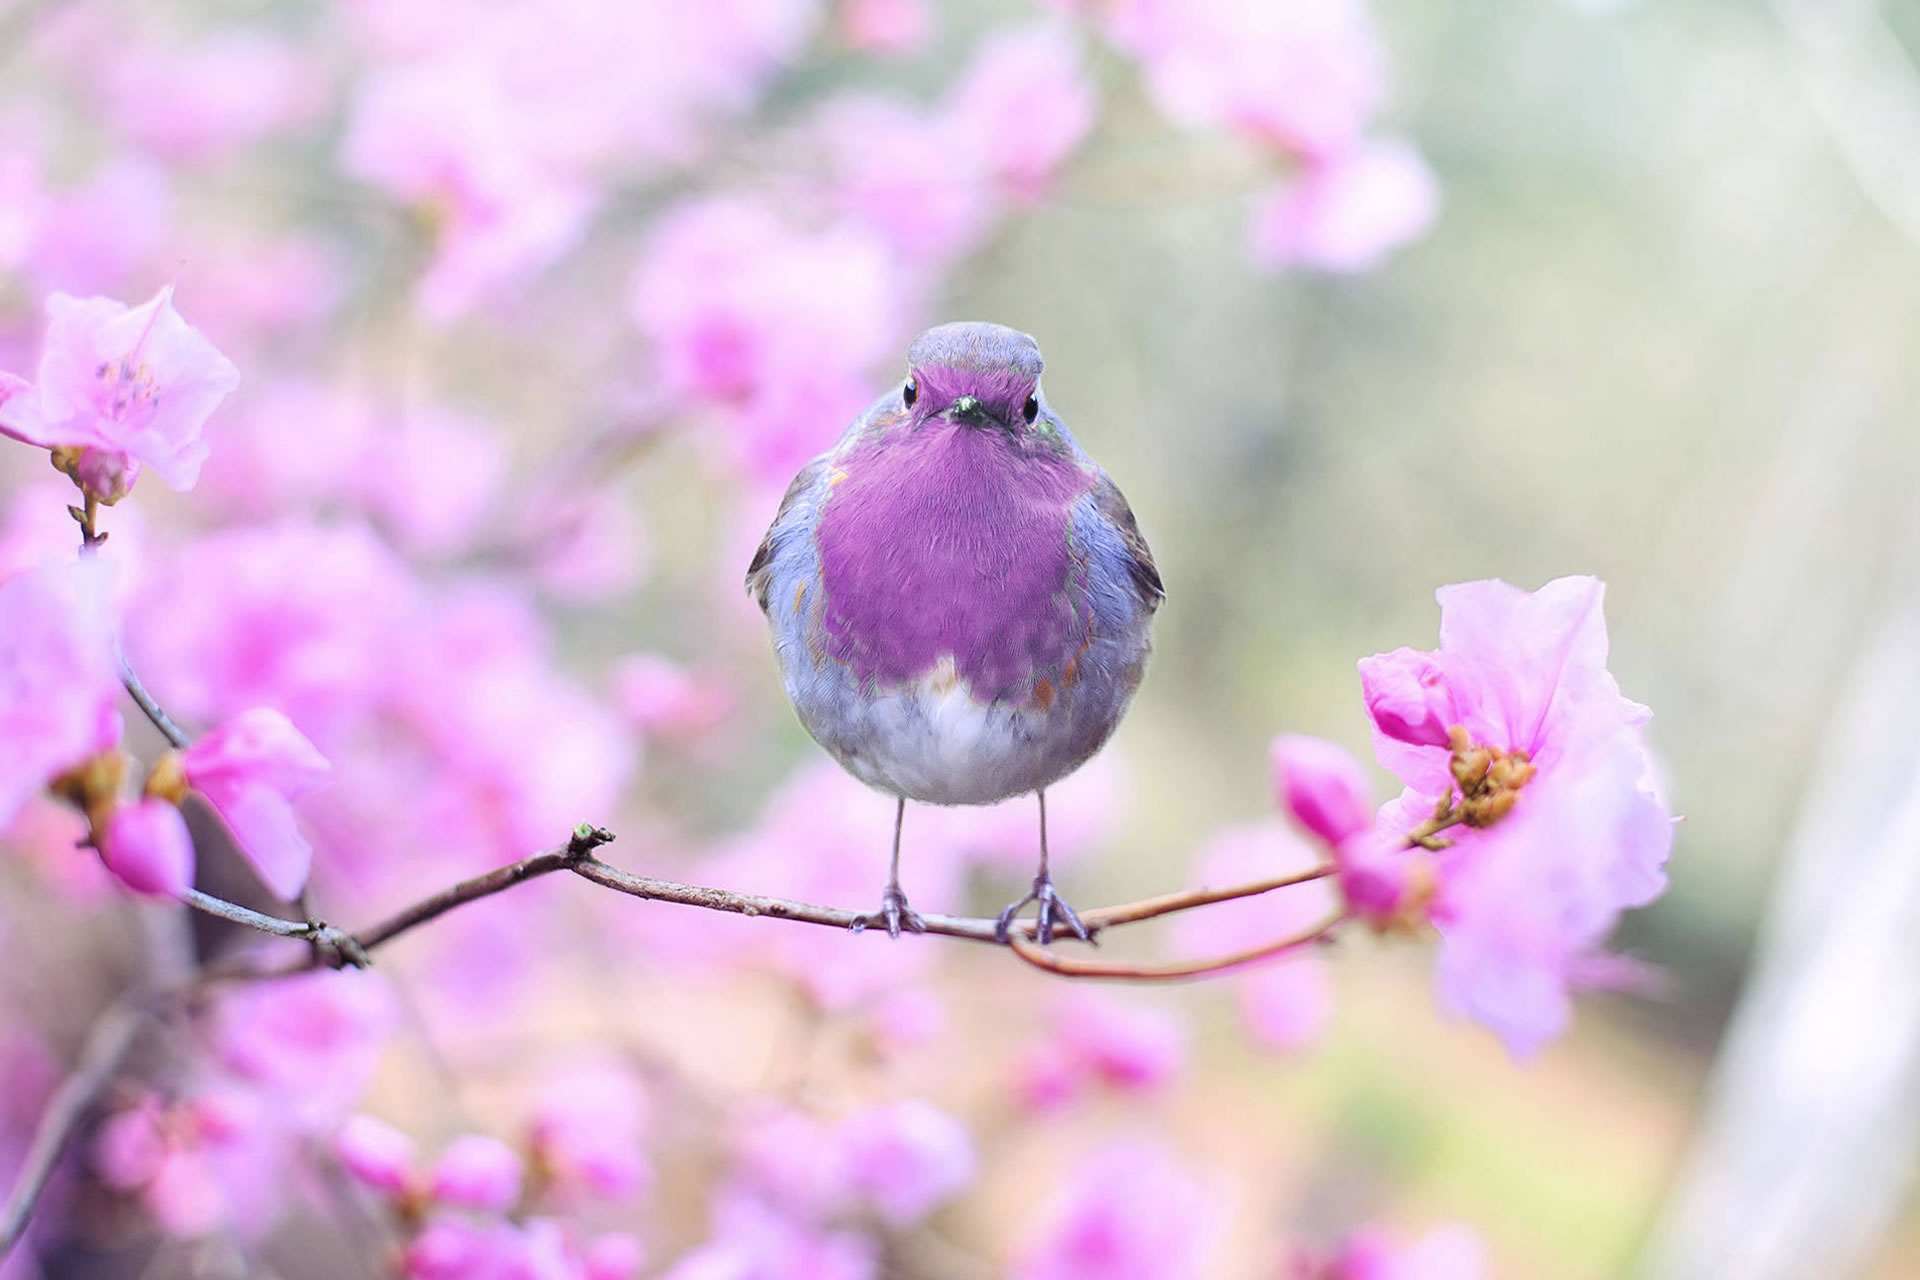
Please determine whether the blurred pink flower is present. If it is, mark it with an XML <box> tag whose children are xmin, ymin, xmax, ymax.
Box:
<box><xmin>839</xmin><ymin>1100</ymin><xmax>976</xmax><ymax>1227</ymax></box>
<box><xmin>0</xmin><ymin>559</ymin><xmax>121</xmax><ymax>830</ymax></box>
<box><xmin>335</xmin><ymin>1114</ymin><xmax>418</xmax><ymax>1198</ymax></box>
<box><xmin>838</xmin><ymin>0</ymin><xmax>932</xmax><ymax>53</ymax></box>
<box><xmin>1359</xmin><ymin>576</ymin><xmax>1673</xmax><ymax>1056</ymax></box>
<box><xmin>631</xmin><ymin>197</ymin><xmax>906</xmax><ymax>483</ymax></box>
<box><xmin>347</xmin><ymin>405</ymin><xmax>508</xmax><ymax>556</ymax></box>
<box><xmin>523</xmin><ymin>485</ymin><xmax>653</xmax><ymax>604</ymax></box>
<box><xmin>103</xmin><ymin>31</ymin><xmax>327</xmax><ymax>162</ymax></box>
<box><xmin>662</xmin><ymin>1185</ymin><xmax>878</xmax><ymax>1280</ymax></box>
<box><xmin>814</xmin><ymin>94</ymin><xmax>994</xmax><ymax>267</ymax></box>
<box><xmin>100</xmin><ymin>798</ymin><xmax>194</xmax><ymax>897</ymax></box>
<box><xmin>583</xmin><ymin>1233</ymin><xmax>646</xmax><ymax>1280</ymax></box>
<box><xmin>1104</xmin><ymin>0</ymin><xmax>1384</xmax><ymax>161</ymax></box>
<box><xmin>612</xmin><ymin>653</ymin><xmax>734</xmax><ymax>740</ymax></box>
<box><xmin>1174</xmin><ymin>822</ymin><xmax>1338</xmax><ymax>1053</ymax></box>
<box><xmin>340</xmin><ymin>56</ymin><xmax>594</xmax><ymax>320</ymax></box>
<box><xmin>194</xmin><ymin>387</ymin><xmax>504</xmax><ymax>556</ymax></box>
<box><xmin>182</xmin><ymin>707</ymin><xmax>331</xmax><ymax>899</ymax></box>
<box><xmin>1013</xmin><ymin>991</ymin><xmax>1187</xmax><ymax>1108</ymax></box>
<box><xmin>1014</xmin><ymin>1138</ymin><xmax>1219</xmax><ymax>1280</ymax></box>
<box><xmin>23</xmin><ymin>158</ymin><xmax>175</xmax><ymax>298</ymax></box>
<box><xmin>530</xmin><ymin>1060</ymin><xmax>653</xmax><ymax>1203</ymax></box>
<box><xmin>946</xmin><ymin>23</ymin><xmax>1096</xmax><ymax>202</ymax></box>
<box><xmin>1358</xmin><ymin>647</ymin><xmax>1453</xmax><ymax>749</ymax></box>
<box><xmin>212</xmin><ymin>969</ymin><xmax>396</xmax><ymax>1131</ymax></box>
<box><xmin>1271</xmin><ymin>734</ymin><xmax>1373</xmax><ymax>847</ymax></box>
<box><xmin>1252</xmin><ymin>138</ymin><xmax>1439</xmax><ymax>272</ymax></box>
<box><xmin>0</xmin><ymin>286</ymin><xmax>239</xmax><ymax>491</ymax></box>
<box><xmin>430</xmin><ymin>1134</ymin><xmax>525</xmax><ymax>1213</ymax></box>
<box><xmin>1300</xmin><ymin>1224</ymin><xmax>1486</xmax><ymax>1280</ymax></box>
<box><xmin>93</xmin><ymin>1090</ymin><xmax>288</xmax><ymax>1237</ymax></box>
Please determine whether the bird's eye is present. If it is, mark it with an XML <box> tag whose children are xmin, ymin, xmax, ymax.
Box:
<box><xmin>1022</xmin><ymin>394</ymin><xmax>1039</xmax><ymax>424</ymax></box>
<box><xmin>903</xmin><ymin>379</ymin><xmax>918</xmax><ymax>408</ymax></box>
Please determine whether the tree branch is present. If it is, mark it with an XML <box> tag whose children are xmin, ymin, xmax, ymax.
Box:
<box><xmin>0</xmin><ymin>1000</ymin><xmax>147</xmax><ymax>1258</ymax></box>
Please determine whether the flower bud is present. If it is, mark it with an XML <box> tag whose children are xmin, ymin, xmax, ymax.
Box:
<box><xmin>73</xmin><ymin>448</ymin><xmax>141</xmax><ymax>505</ymax></box>
<box><xmin>1270</xmin><ymin>734</ymin><xmax>1372</xmax><ymax>846</ymax></box>
<box><xmin>101</xmin><ymin>799</ymin><xmax>194</xmax><ymax>897</ymax></box>
<box><xmin>582</xmin><ymin>1233</ymin><xmax>645</xmax><ymax>1280</ymax></box>
<box><xmin>335</xmin><ymin>1114</ymin><xmax>417</xmax><ymax>1198</ymax></box>
<box><xmin>1357</xmin><ymin>647</ymin><xmax>1456</xmax><ymax>748</ymax></box>
<box><xmin>429</xmin><ymin>1134</ymin><xmax>523</xmax><ymax>1214</ymax></box>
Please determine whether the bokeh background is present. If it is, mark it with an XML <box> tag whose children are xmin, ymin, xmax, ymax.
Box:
<box><xmin>4</xmin><ymin>0</ymin><xmax>1920</xmax><ymax>1276</ymax></box>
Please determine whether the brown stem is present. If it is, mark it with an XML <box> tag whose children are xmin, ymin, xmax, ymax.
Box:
<box><xmin>1006</xmin><ymin>911</ymin><xmax>1349</xmax><ymax>980</ymax></box>
<box><xmin>0</xmin><ymin>1000</ymin><xmax>147</xmax><ymax>1258</ymax></box>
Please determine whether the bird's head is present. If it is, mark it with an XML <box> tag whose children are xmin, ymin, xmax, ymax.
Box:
<box><xmin>899</xmin><ymin>322</ymin><xmax>1056</xmax><ymax>444</ymax></box>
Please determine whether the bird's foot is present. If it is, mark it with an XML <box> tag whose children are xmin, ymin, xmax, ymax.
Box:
<box><xmin>995</xmin><ymin>874</ymin><xmax>1092</xmax><ymax>946</ymax></box>
<box><xmin>850</xmin><ymin>884</ymin><xmax>925</xmax><ymax>940</ymax></box>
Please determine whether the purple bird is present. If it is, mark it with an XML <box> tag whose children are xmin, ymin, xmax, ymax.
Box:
<box><xmin>746</xmin><ymin>322</ymin><xmax>1163</xmax><ymax>942</ymax></box>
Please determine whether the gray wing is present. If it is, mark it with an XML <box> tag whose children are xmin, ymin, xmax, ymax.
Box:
<box><xmin>1091</xmin><ymin>472</ymin><xmax>1164</xmax><ymax>612</ymax></box>
<box><xmin>745</xmin><ymin>455</ymin><xmax>830</xmax><ymax>614</ymax></box>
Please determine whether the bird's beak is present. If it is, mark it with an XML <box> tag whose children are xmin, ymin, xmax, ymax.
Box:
<box><xmin>948</xmin><ymin>395</ymin><xmax>997</xmax><ymax>428</ymax></box>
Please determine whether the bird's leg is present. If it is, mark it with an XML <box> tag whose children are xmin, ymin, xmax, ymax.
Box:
<box><xmin>851</xmin><ymin>797</ymin><xmax>924</xmax><ymax>940</ymax></box>
<box><xmin>995</xmin><ymin>789</ymin><xmax>1092</xmax><ymax>946</ymax></box>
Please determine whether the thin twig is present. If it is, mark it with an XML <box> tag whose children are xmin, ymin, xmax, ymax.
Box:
<box><xmin>116</xmin><ymin>641</ymin><xmax>190</xmax><ymax>750</ymax></box>
<box><xmin>0</xmin><ymin>1000</ymin><xmax>147</xmax><ymax>1258</ymax></box>
<box><xmin>197</xmin><ymin>835</ymin><xmax>1343</xmax><ymax>983</ymax></box>
<box><xmin>1005</xmin><ymin>911</ymin><xmax>1348</xmax><ymax>980</ymax></box>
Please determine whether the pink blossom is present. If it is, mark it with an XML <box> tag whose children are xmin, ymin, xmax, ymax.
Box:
<box><xmin>1252</xmin><ymin>138</ymin><xmax>1440</xmax><ymax>272</ymax></box>
<box><xmin>946</xmin><ymin>23</ymin><xmax>1096</xmax><ymax>202</ymax></box>
<box><xmin>0</xmin><ymin>560</ymin><xmax>121</xmax><ymax>830</ymax></box>
<box><xmin>612</xmin><ymin>653</ymin><xmax>734</xmax><ymax>740</ymax></box>
<box><xmin>93</xmin><ymin>1090</ymin><xmax>288</xmax><ymax>1237</ymax></box>
<box><xmin>1103</xmin><ymin>0</ymin><xmax>1385</xmax><ymax>161</ymax></box>
<box><xmin>0</xmin><ymin>286</ymin><xmax>240</xmax><ymax>491</ymax></box>
<box><xmin>181</xmin><ymin>707</ymin><xmax>331</xmax><ymax>899</ymax></box>
<box><xmin>21</xmin><ymin>158</ymin><xmax>175</xmax><ymax>299</ymax></box>
<box><xmin>730</xmin><ymin>1106</ymin><xmax>852</xmax><ymax>1221</ymax></box>
<box><xmin>100</xmin><ymin>799</ymin><xmax>194</xmax><ymax>897</ymax></box>
<box><xmin>838</xmin><ymin>0</ymin><xmax>932</xmax><ymax>53</ymax></box>
<box><xmin>1013</xmin><ymin>991</ymin><xmax>1187</xmax><ymax>1108</ymax></box>
<box><xmin>583</xmin><ymin>1233</ymin><xmax>646</xmax><ymax>1280</ymax></box>
<box><xmin>1014</xmin><ymin>1139</ymin><xmax>1219</xmax><ymax>1280</ymax></box>
<box><xmin>212</xmin><ymin>969</ymin><xmax>396</xmax><ymax>1130</ymax></box>
<box><xmin>530</xmin><ymin>1060</ymin><xmax>653</xmax><ymax>1203</ymax></box>
<box><xmin>814</xmin><ymin>94</ymin><xmax>994</xmax><ymax>267</ymax></box>
<box><xmin>1357</xmin><ymin>646</ymin><xmax>1455</xmax><ymax>749</ymax></box>
<box><xmin>340</xmin><ymin>56</ymin><xmax>595</xmax><ymax>320</ymax></box>
<box><xmin>661</xmin><ymin>1186</ymin><xmax>878</xmax><ymax>1280</ymax></box>
<box><xmin>1272</xmin><ymin>734</ymin><xmax>1373</xmax><ymax>846</ymax></box>
<box><xmin>1173</xmin><ymin>823</ymin><xmax>1338</xmax><ymax>1052</ymax></box>
<box><xmin>524</xmin><ymin>485</ymin><xmax>652</xmax><ymax>603</ymax></box>
<box><xmin>630</xmin><ymin>197</ymin><xmax>906</xmax><ymax>482</ymax></box>
<box><xmin>430</xmin><ymin>1134</ymin><xmax>524</xmax><ymax>1213</ymax></box>
<box><xmin>1304</xmin><ymin>1224</ymin><xmax>1486</xmax><ymax>1280</ymax></box>
<box><xmin>335</xmin><ymin>1114</ymin><xmax>418</xmax><ymax>1198</ymax></box>
<box><xmin>839</xmin><ymin>1100</ymin><xmax>976</xmax><ymax>1227</ymax></box>
<box><xmin>1360</xmin><ymin>576</ymin><xmax>1673</xmax><ymax>1056</ymax></box>
<box><xmin>102</xmin><ymin>31</ymin><xmax>326</xmax><ymax>162</ymax></box>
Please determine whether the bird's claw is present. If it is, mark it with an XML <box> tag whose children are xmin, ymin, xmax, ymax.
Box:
<box><xmin>995</xmin><ymin>874</ymin><xmax>1092</xmax><ymax>946</ymax></box>
<box><xmin>850</xmin><ymin>884</ymin><xmax>925</xmax><ymax>940</ymax></box>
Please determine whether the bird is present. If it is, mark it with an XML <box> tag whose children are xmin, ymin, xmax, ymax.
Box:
<box><xmin>745</xmin><ymin>321</ymin><xmax>1163</xmax><ymax>943</ymax></box>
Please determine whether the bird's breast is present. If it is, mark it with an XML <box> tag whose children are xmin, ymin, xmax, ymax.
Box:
<box><xmin>812</xmin><ymin>427</ymin><xmax>1095</xmax><ymax>706</ymax></box>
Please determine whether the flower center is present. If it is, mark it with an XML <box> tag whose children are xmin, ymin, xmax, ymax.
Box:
<box><xmin>1446</xmin><ymin>725</ymin><xmax>1535</xmax><ymax>828</ymax></box>
<box><xmin>96</xmin><ymin>358</ymin><xmax>161</xmax><ymax>424</ymax></box>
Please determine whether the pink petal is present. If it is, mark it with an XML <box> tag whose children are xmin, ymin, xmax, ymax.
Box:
<box><xmin>429</xmin><ymin>1134</ymin><xmax>524</xmax><ymax>1214</ymax></box>
<box><xmin>101</xmin><ymin>799</ymin><xmax>195</xmax><ymax>898</ymax></box>
<box><xmin>335</xmin><ymin>1115</ymin><xmax>417</xmax><ymax>1198</ymax></box>
<box><xmin>1271</xmin><ymin>733</ymin><xmax>1373</xmax><ymax>846</ymax></box>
